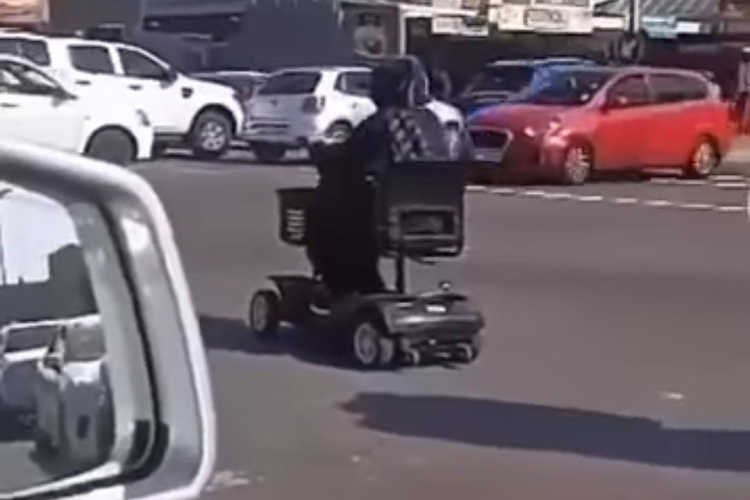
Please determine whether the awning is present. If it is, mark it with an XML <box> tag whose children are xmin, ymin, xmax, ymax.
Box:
<box><xmin>145</xmin><ymin>0</ymin><xmax>248</xmax><ymax>17</ymax></box>
<box><xmin>594</xmin><ymin>0</ymin><xmax>721</xmax><ymax>20</ymax></box>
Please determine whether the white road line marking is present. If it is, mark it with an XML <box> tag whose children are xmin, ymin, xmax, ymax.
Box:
<box><xmin>680</xmin><ymin>202</ymin><xmax>715</xmax><ymax>211</ymax></box>
<box><xmin>715</xmin><ymin>182</ymin><xmax>749</xmax><ymax>190</ymax></box>
<box><xmin>643</xmin><ymin>199</ymin><xmax>673</xmax><ymax>208</ymax></box>
<box><xmin>713</xmin><ymin>205</ymin><xmax>745</xmax><ymax>213</ymax></box>
<box><xmin>489</xmin><ymin>187</ymin><xmax>517</xmax><ymax>195</ymax></box>
<box><xmin>575</xmin><ymin>195</ymin><xmax>604</xmax><ymax>202</ymax></box>
<box><xmin>542</xmin><ymin>192</ymin><xmax>574</xmax><ymax>200</ymax></box>
<box><xmin>659</xmin><ymin>391</ymin><xmax>686</xmax><ymax>402</ymax></box>
<box><xmin>711</xmin><ymin>174</ymin><xmax>747</xmax><ymax>182</ymax></box>
<box><xmin>649</xmin><ymin>177</ymin><xmax>707</xmax><ymax>186</ymax></box>
<box><xmin>612</xmin><ymin>197</ymin><xmax>639</xmax><ymax>204</ymax></box>
<box><xmin>520</xmin><ymin>189</ymin><xmax>547</xmax><ymax>197</ymax></box>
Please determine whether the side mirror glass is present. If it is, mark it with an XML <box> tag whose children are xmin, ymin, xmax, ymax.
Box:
<box><xmin>0</xmin><ymin>141</ymin><xmax>214</xmax><ymax>499</ymax></box>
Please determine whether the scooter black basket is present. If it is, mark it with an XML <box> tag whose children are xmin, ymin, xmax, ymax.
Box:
<box><xmin>277</xmin><ymin>187</ymin><xmax>316</xmax><ymax>247</ymax></box>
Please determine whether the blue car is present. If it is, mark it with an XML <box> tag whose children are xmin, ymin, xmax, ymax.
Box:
<box><xmin>455</xmin><ymin>57</ymin><xmax>598</xmax><ymax>118</ymax></box>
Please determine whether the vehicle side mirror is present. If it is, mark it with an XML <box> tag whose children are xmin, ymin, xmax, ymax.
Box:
<box><xmin>51</xmin><ymin>85</ymin><xmax>77</xmax><ymax>101</ymax></box>
<box><xmin>0</xmin><ymin>141</ymin><xmax>214</xmax><ymax>499</ymax></box>
<box><xmin>43</xmin><ymin>351</ymin><xmax>63</xmax><ymax>372</ymax></box>
<box><xmin>162</xmin><ymin>67</ymin><xmax>179</xmax><ymax>84</ymax></box>
<box><xmin>602</xmin><ymin>94</ymin><xmax>628</xmax><ymax>111</ymax></box>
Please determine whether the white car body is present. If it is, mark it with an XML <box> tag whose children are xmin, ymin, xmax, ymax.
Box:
<box><xmin>34</xmin><ymin>314</ymin><xmax>112</xmax><ymax>468</ymax></box>
<box><xmin>0</xmin><ymin>54</ymin><xmax>153</xmax><ymax>161</ymax></box>
<box><xmin>244</xmin><ymin>66</ymin><xmax>465</xmax><ymax>150</ymax></box>
<box><xmin>0</xmin><ymin>30</ymin><xmax>244</xmax><ymax>157</ymax></box>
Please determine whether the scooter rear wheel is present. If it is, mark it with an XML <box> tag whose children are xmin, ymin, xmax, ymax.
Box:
<box><xmin>350</xmin><ymin>315</ymin><xmax>395</xmax><ymax>369</ymax></box>
<box><xmin>249</xmin><ymin>289</ymin><xmax>281</xmax><ymax>340</ymax></box>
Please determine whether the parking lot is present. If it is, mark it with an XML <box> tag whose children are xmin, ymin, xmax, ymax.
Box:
<box><xmin>130</xmin><ymin>144</ymin><xmax>750</xmax><ymax>500</ymax></box>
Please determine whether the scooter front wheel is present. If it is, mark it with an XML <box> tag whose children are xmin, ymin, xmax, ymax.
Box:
<box><xmin>249</xmin><ymin>289</ymin><xmax>281</xmax><ymax>340</ymax></box>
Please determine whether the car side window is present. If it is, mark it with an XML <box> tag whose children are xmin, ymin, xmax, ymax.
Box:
<box><xmin>336</xmin><ymin>72</ymin><xmax>371</xmax><ymax>97</ymax></box>
<box><xmin>68</xmin><ymin>45</ymin><xmax>115</xmax><ymax>75</ymax></box>
<box><xmin>0</xmin><ymin>61</ymin><xmax>60</xmax><ymax>96</ymax></box>
<box><xmin>118</xmin><ymin>48</ymin><xmax>167</xmax><ymax>80</ymax></box>
<box><xmin>651</xmin><ymin>74</ymin><xmax>709</xmax><ymax>105</ymax></box>
<box><xmin>607</xmin><ymin>75</ymin><xmax>650</xmax><ymax>107</ymax></box>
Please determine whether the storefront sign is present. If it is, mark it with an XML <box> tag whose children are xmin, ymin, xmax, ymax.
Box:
<box><xmin>642</xmin><ymin>15</ymin><xmax>679</xmax><ymax>39</ymax></box>
<box><xmin>432</xmin><ymin>15</ymin><xmax>488</xmax><ymax>36</ymax></box>
<box><xmin>494</xmin><ymin>1</ymin><xmax>594</xmax><ymax>34</ymax></box>
<box><xmin>0</xmin><ymin>0</ymin><xmax>48</xmax><ymax>24</ymax></box>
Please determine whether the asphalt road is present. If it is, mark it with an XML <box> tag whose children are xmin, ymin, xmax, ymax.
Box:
<box><xmin>135</xmin><ymin>153</ymin><xmax>750</xmax><ymax>500</ymax></box>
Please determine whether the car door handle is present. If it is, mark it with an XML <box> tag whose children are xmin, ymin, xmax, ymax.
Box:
<box><xmin>76</xmin><ymin>80</ymin><xmax>91</xmax><ymax>86</ymax></box>
<box><xmin>0</xmin><ymin>102</ymin><xmax>19</xmax><ymax>108</ymax></box>
<box><xmin>129</xmin><ymin>84</ymin><xmax>143</xmax><ymax>91</ymax></box>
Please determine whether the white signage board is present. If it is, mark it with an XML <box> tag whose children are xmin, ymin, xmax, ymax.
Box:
<box><xmin>494</xmin><ymin>3</ymin><xmax>594</xmax><ymax>34</ymax></box>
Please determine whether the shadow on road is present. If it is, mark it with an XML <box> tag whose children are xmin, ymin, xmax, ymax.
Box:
<box><xmin>0</xmin><ymin>410</ymin><xmax>33</xmax><ymax>442</ymax></box>
<box><xmin>342</xmin><ymin>393</ymin><xmax>750</xmax><ymax>472</ymax></box>
<box><xmin>199</xmin><ymin>315</ymin><xmax>350</xmax><ymax>369</ymax></box>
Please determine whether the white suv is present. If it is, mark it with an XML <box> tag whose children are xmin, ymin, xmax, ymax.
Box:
<box><xmin>0</xmin><ymin>54</ymin><xmax>152</xmax><ymax>164</ymax></box>
<box><xmin>244</xmin><ymin>66</ymin><xmax>465</xmax><ymax>162</ymax></box>
<box><xmin>0</xmin><ymin>31</ymin><xmax>244</xmax><ymax>159</ymax></box>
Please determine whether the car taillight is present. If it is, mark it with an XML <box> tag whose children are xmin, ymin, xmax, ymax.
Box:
<box><xmin>302</xmin><ymin>95</ymin><xmax>325</xmax><ymax>114</ymax></box>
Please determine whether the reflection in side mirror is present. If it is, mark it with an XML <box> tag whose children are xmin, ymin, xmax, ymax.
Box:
<box><xmin>0</xmin><ymin>141</ymin><xmax>215</xmax><ymax>499</ymax></box>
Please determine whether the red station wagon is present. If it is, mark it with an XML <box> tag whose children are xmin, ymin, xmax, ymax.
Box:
<box><xmin>467</xmin><ymin>66</ymin><xmax>734</xmax><ymax>184</ymax></box>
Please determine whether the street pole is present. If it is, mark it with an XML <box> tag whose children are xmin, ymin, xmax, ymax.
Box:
<box><xmin>629</xmin><ymin>0</ymin><xmax>641</xmax><ymax>33</ymax></box>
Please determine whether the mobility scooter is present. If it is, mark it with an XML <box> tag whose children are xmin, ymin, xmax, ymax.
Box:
<box><xmin>248</xmin><ymin>160</ymin><xmax>485</xmax><ymax>369</ymax></box>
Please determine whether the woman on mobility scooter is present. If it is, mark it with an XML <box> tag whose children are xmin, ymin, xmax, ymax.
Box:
<box><xmin>249</xmin><ymin>57</ymin><xmax>485</xmax><ymax>369</ymax></box>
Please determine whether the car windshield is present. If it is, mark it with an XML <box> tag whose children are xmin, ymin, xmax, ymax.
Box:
<box><xmin>258</xmin><ymin>71</ymin><xmax>321</xmax><ymax>95</ymax></box>
<box><xmin>465</xmin><ymin>65</ymin><xmax>534</xmax><ymax>94</ymax></box>
<box><xmin>525</xmin><ymin>69</ymin><xmax>614</xmax><ymax>105</ymax></box>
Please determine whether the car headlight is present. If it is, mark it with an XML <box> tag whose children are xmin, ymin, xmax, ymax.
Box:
<box><xmin>136</xmin><ymin>110</ymin><xmax>151</xmax><ymax>127</ymax></box>
<box><xmin>523</xmin><ymin>117</ymin><xmax>562</xmax><ymax>138</ymax></box>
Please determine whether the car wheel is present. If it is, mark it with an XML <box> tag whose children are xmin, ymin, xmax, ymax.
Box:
<box><xmin>189</xmin><ymin>110</ymin><xmax>232</xmax><ymax>160</ymax></box>
<box><xmin>326</xmin><ymin>122</ymin><xmax>353</xmax><ymax>144</ymax></box>
<box><xmin>685</xmin><ymin>138</ymin><xmax>719</xmax><ymax>179</ymax></box>
<box><xmin>253</xmin><ymin>143</ymin><xmax>287</xmax><ymax>163</ymax></box>
<box><xmin>248</xmin><ymin>289</ymin><xmax>281</xmax><ymax>340</ymax></box>
<box><xmin>85</xmin><ymin>129</ymin><xmax>136</xmax><ymax>166</ymax></box>
<box><xmin>350</xmin><ymin>314</ymin><xmax>394</xmax><ymax>369</ymax></box>
<box><xmin>561</xmin><ymin>142</ymin><xmax>593</xmax><ymax>185</ymax></box>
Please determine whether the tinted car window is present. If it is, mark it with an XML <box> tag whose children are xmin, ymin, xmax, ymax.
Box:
<box><xmin>607</xmin><ymin>74</ymin><xmax>650</xmax><ymax>106</ymax></box>
<box><xmin>118</xmin><ymin>48</ymin><xmax>166</xmax><ymax>79</ymax></box>
<box><xmin>466</xmin><ymin>66</ymin><xmax>534</xmax><ymax>94</ymax></box>
<box><xmin>651</xmin><ymin>73</ymin><xmax>708</xmax><ymax>104</ymax></box>
<box><xmin>526</xmin><ymin>70</ymin><xmax>614</xmax><ymax>106</ymax></box>
<box><xmin>336</xmin><ymin>72</ymin><xmax>371</xmax><ymax>97</ymax></box>
<box><xmin>258</xmin><ymin>71</ymin><xmax>321</xmax><ymax>95</ymax></box>
<box><xmin>0</xmin><ymin>38</ymin><xmax>50</xmax><ymax>66</ymax></box>
<box><xmin>0</xmin><ymin>61</ymin><xmax>61</xmax><ymax>96</ymax></box>
<box><xmin>68</xmin><ymin>45</ymin><xmax>115</xmax><ymax>74</ymax></box>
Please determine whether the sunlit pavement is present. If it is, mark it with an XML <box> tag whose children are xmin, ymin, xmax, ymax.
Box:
<box><xmin>137</xmin><ymin>151</ymin><xmax>750</xmax><ymax>500</ymax></box>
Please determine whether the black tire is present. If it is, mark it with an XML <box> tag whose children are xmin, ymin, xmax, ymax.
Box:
<box><xmin>249</xmin><ymin>289</ymin><xmax>281</xmax><ymax>340</ymax></box>
<box><xmin>85</xmin><ymin>129</ymin><xmax>136</xmax><ymax>165</ymax></box>
<box><xmin>561</xmin><ymin>142</ymin><xmax>594</xmax><ymax>185</ymax></box>
<box><xmin>349</xmin><ymin>314</ymin><xmax>395</xmax><ymax>370</ymax></box>
<box><xmin>684</xmin><ymin>138</ymin><xmax>719</xmax><ymax>179</ymax></box>
<box><xmin>253</xmin><ymin>143</ymin><xmax>287</xmax><ymax>163</ymax></box>
<box><xmin>151</xmin><ymin>142</ymin><xmax>168</xmax><ymax>158</ymax></box>
<box><xmin>189</xmin><ymin>110</ymin><xmax>233</xmax><ymax>160</ymax></box>
<box><xmin>456</xmin><ymin>336</ymin><xmax>483</xmax><ymax>365</ymax></box>
<box><xmin>326</xmin><ymin>121</ymin><xmax>353</xmax><ymax>144</ymax></box>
